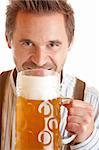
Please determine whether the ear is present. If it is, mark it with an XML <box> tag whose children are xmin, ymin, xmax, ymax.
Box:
<box><xmin>5</xmin><ymin>32</ymin><xmax>11</xmax><ymax>49</ymax></box>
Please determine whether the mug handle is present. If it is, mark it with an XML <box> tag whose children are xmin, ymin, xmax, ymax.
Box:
<box><xmin>60</xmin><ymin>98</ymin><xmax>77</xmax><ymax>145</ymax></box>
<box><xmin>62</xmin><ymin>134</ymin><xmax>76</xmax><ymax>145</ymax></box>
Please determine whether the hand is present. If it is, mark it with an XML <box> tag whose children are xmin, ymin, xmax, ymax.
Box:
<box><xmin>62</xmin><ymin>99</ymin><xmax>94</xmax><ymax>145</ymax></box>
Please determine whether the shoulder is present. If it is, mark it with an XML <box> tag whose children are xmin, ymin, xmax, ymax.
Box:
<box><xmin>62</xmin><ymin>74</ymin><xmax>99</xmax><ymax>100</ymax></box>
<box><xmin>84</xmin><ymin>85</ymin><xmax>99</xmax><ymax>119</ymax></box>
<box><xmin>0</xmin><ymin>70</ymin><xmax>13</xmax><ymax>80</ymax></box>
<box><xmin>0</xmin><ymin>70</ymin><xmax>13</xmax><ymax>85</ymax></box>
<box><xmin>0</xmin><ymin>70</ymin><xmax>12</xmax><ymax>77</ymax></box>
<box><xmin>84</xmin><ymin>85</ymin><xmax>99</xmax><ymax>102</ymax></box>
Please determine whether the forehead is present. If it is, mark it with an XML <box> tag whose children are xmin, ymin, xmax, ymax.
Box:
<box><xmin>13</xmin><ymin>11</ymin><xmax>67</xmax><ymax>42</ymax></box>
<box><xmin>16</xmin><ymin>11</ymin><xmax>65</xmax><ymax>27</ymax></box>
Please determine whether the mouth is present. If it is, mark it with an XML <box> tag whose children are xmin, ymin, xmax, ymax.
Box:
<box><xmin>25</xmin><ymin>68</ymin><xmax>54</xmax><ymax>76</ymax></box>
<box><xmin>26</xmin><ymin>67</ymin><xmax>53</xmax><ymax>71</ymax></box>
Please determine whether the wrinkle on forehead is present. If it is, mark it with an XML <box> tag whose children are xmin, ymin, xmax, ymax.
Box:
<box><xmin>13</xmin><ymin>11</ymin><xmax>68</xmax><ymax>45</ymax></box>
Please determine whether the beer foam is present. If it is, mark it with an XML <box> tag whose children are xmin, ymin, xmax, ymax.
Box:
<box><xmin>16</xmin><ymin>72</ymin><xmax>60</xmax><ymax>100</ymax></box>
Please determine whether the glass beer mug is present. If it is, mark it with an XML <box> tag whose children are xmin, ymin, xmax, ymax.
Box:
<box><xmin>15</xmin><ymin>69</ymin><xmax>76</xmax><ymax>150</ymax></box>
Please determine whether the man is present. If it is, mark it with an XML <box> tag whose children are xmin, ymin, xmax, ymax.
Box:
<box><xmin>0</xmin><ymin>0</ymin><xmax>99</xmax><ymax>149</ymax></box>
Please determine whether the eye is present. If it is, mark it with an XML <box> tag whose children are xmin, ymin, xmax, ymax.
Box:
<box><xmin>49</xmin><ymin>42</ymin><xmax>59</xmax><ymax>47</ymax></box>
<box><xmin>47</xmin><ymin>41</ymin><xmax>61</xmax><ymax>51</ymax></box>
<box><xmin>25</xmin><ymin>41</ymin><xmax>32</xmax><ymax>46</ymax></box>
<box><xmin>20</xmin><ymin>40</ymin><xmax>33</xmax><ymax>47</ymax></box>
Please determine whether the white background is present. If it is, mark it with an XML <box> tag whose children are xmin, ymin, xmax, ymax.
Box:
<box><xmin>0</xmin><ymin>0</ymin><xmax>99</xmax><ymax>90</ymax></box>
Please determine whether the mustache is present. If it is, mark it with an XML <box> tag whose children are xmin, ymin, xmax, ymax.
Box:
<box><xmin>22</xmin><ymin>60</ymin><xmax>57</xmax><ymax>71</ymax></box>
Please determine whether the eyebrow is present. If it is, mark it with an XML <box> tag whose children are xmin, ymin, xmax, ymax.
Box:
<box><xmin>48</xmin><ymin>40</ymin><xmax>62</xmax><ymax>45</ymax></box>
<box><xmin>19</xmin><ymin>39</ymin><xmax>62</xmax><ymax>45</ymax></box>
<box><xmin>19</xmin><ymin>39</ymin><xmax>33</xmax><ymax>43</ymax></box>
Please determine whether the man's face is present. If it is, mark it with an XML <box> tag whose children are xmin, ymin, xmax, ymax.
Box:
<box><xmin>7</xmin><ymin>12</ymin><xmax>69</xmax><ymax>73</ymax></box>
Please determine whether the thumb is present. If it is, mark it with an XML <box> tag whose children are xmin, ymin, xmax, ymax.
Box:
<box><xmin>61</xmin><ymin>98</ymin><xmax>72</xmax><ymax>109</ymax></box>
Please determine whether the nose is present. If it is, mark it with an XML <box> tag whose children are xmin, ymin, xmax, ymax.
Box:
<box><xmin>31</xmin><ymin>46</ymin><xmax>48</xmax><ymax>67</ymax></box>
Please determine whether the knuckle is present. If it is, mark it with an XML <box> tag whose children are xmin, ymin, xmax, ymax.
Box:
<box><xmin>79</xmin><ymin>123</ymin><xmax>86</xmax><ymax>133</ymax></box>
<box><xmin>88</xmin><ymin>110</ymin><xmax>93</xmax><ymax>117</ymax></box>
<box><xmin>89</xmin><ymin>105</ymin><xmax>93</xmax><ymax>111</ymax></box>
<box><xmin>69</xmin><ymin>108</ymin><xmax>74</xmax><ymax>114</ymax></box>
<box><xmin>67</xmin><ymin>116</ymin><xmax>72</xmax><ymax>122</ymax></box>
<box><xmin>66</xmin><ymin>122</ymin><xmax>76</xmax><ymax>133</ymax></box>
<box><xmin>83</xmin><ymin>115</ymin><xmax>90</xmax><ymax>123</ymax></box>
<box><xmin>71</xmin><ymin>100</ymin><xmax>76</xmax><ymax>107</ymax></box>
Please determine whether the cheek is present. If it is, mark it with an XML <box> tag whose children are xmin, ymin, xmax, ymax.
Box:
<box><xmin>52</xmin><ymin>50</ymin><xmax>68</xmax><ymax>72</ymax></box>
<box><xmin>13</xmin><ymin>48</ymin><xmax>29</xmax><ymax>61</ymax></box>
<box><xmin>12</xmin><ymin>49</ymin><xmax>28</xmax><ymax>70</ymax></box>
<box><xmin>12</xmin><ymin>42</ymin><xmax>28</xmax><ymax>60</ymax></box>
<box><xmin>60</xmin><ymin>50</ymin><xmax>68</xmax><ymax>61</ymax></box>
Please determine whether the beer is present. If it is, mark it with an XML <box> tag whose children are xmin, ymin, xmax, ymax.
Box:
<box><xmin>15</xmin><ymin>69</ymin><xmax>61</xmax><ymax>150</ymax></box>
<box><xmin>15</xmin><ymin>97</ymin><xmax>61</xmax><ymax>150</ymax></box>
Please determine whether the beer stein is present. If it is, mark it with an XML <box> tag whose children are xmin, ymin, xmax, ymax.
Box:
<box><xmin>15</xmin><ymin>69</ymin><xmax>76</xmax><ymax>150</ymax></box>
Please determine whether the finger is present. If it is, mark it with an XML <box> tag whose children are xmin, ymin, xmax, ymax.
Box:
<box><xmin>68</xmin><ymin>107</ymin><xmax>92</xmax><ymax>117</ymax></box>
<box><xmin>70</xmin><ymin>100</ymin><xmax>93</xmax><ymax>110</ymax></box>
<box><xmin>61</xmin><ymin>99</ymin><xmax>93</xmax><ymax>112</ymax></box>
<box><xmin>61</xmin><ymin>98</ymin><xmax>72</xmax><ymax>104</ymax></box>
<box><xmin>66</xmin><ymin>122</ymin><xmax>80</xmax><ymax>134</ymax></box>
<box><xmin>68</xmin><ymin>115</ymin><xmax>83</xmax><ymax>124</ymax></box>
<box><xmin>67</xmin><ymin>114</ymin><xmax>92</xmax><ymax>124</ymax></box>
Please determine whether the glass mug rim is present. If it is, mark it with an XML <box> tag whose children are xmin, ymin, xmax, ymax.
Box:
<box><xmin>18</xmin><ymin>69</ymin><xmax>59</xmax><ymax>77</ymax></box>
